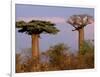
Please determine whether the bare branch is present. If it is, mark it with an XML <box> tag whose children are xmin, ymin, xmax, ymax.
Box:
<box><xmin>67</xmin><ymin>14</ymin><xmax>94</xmax><ymax>31</ymax></box>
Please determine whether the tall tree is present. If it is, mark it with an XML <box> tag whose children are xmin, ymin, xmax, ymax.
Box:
<box><xmin>16</xmin><ymin>20</ymin><xmax>59</xmax><ymax>63</ymax></box>
<box><xmin>67</xmin><ymin>14</ymin><xmax>93</xmax><ymax>52</ymax></box>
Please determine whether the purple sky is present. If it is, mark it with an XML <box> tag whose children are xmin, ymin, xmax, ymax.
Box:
<box><xmin>15</xmin><ymin>4</ymin><xmax>94</xmax><ymax>53</ymax></box>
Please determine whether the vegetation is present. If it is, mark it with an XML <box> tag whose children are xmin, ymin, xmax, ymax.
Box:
<box><xmin>16</xmin><ymin>14</ymin><xmax>94</xmax><ymax>73</ymax></box>
<box><xmin>16</xmin><ymin>20</ymin><xmax>59</xmax><ymax>59</ymax></box>
<box><xmin>16</xmin><ymin>41</ymin><xmax>94</xmax><ymax>73</ymax></box>
<box><xmin>67</xmin><ymin>14</ymin><xmax>94</xmax><ymax>52</ymax></box>
<box><xmin>16</xmin><ymin>20</ymin><xmax>59</xmax><ymax>70</ymax></box>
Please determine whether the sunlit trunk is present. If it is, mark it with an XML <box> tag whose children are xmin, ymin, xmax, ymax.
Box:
<box><xmin>78</xmin><ymin>28</ymin><xmax>84</xmax><ymax>53</ymax></box>
<box><xmin>31</xmin><ymin>34</ymin><xmax>39</xmax><ymax>61</ymax></box>
<box><xmin>31</xmin><ymin>34</ymin><xmax>40</xmax><ymax>71</ymax></box>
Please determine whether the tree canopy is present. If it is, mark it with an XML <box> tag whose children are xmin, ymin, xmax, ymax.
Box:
<box><xmin>67</xmin><ymin>14</ymin><xmax>94</xmax><ymax>31</ymax></box>
<box><xmin>16</xmin><ymin>20</ymin><xmax>59</xmax><ymax>35</ymax></box>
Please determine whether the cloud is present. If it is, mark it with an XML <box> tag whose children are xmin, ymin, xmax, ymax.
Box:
<box><xmin>16</xmin><ymin>17</ymin><xmax>66</xmax><ymax>24</ymax></box>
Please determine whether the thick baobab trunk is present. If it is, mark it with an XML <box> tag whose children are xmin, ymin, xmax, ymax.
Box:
<box><xmin>78</xmin><ymin>28</ymin><xmax>84</xmax><ymax>53</ymax></box>
<box><xmin>31</xmin><ymin>34</ymin><xmax>40</xmax><ymax>71</ymax></box>
<box><xmin>32</xmin><ymin>34</ymin><xmax>39</xmax><ymax>59</ymax></box>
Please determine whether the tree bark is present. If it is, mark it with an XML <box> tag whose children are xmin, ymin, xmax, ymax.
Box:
<box><xmin>31</xmin><ymin>34</ymin><xmax>40</xmax><ymax>71</ymax></box>
<box><xmin>78</xmin><ymin>28</ymin><xmax>84</xmax><ymax>53</ymax></box>
<box><xmin>31</xmin><ymin>34</ymin><xmax>39</xmax><ymax>60</ymax></box>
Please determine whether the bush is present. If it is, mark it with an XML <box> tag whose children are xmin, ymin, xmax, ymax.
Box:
<box><xmin>16</xmin><ymin>41</ymin><xmax>94</xmax><ymax>72</ymax></box>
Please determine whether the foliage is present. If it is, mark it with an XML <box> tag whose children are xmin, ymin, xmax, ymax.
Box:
<box><xmin>16</xmin><ymin>41</ymin><xmax>94</xmax><ymax>73</ymax></box>
<box><xmin>16</xmin><ymin>54</ymin><xmax>23</xmax><ymax>73</ymax></box>
<box><xmin>47</xmin><ymin>43</ymin><xmax>70</xmax><ymax>69</ymax></box>
<box><xmin>79</xmin><ymin>40</ymin><xmax>94</xmax><ymax>55</ymax></box>
<box><xmin>16</xmin><ymin>20</ymin><xmax>59</xmax><ymax>35</ymax></box>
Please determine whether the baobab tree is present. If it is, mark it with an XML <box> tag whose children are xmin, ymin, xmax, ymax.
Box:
<box><xmin>67</xmin><ymin>14</ymin><xmax>94</xmax><ymax>53</ymax></box>
<box><xmin>16</xmin><ymin>20</ymin><xmax>59</xmax><ymax>63</ymax></box>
